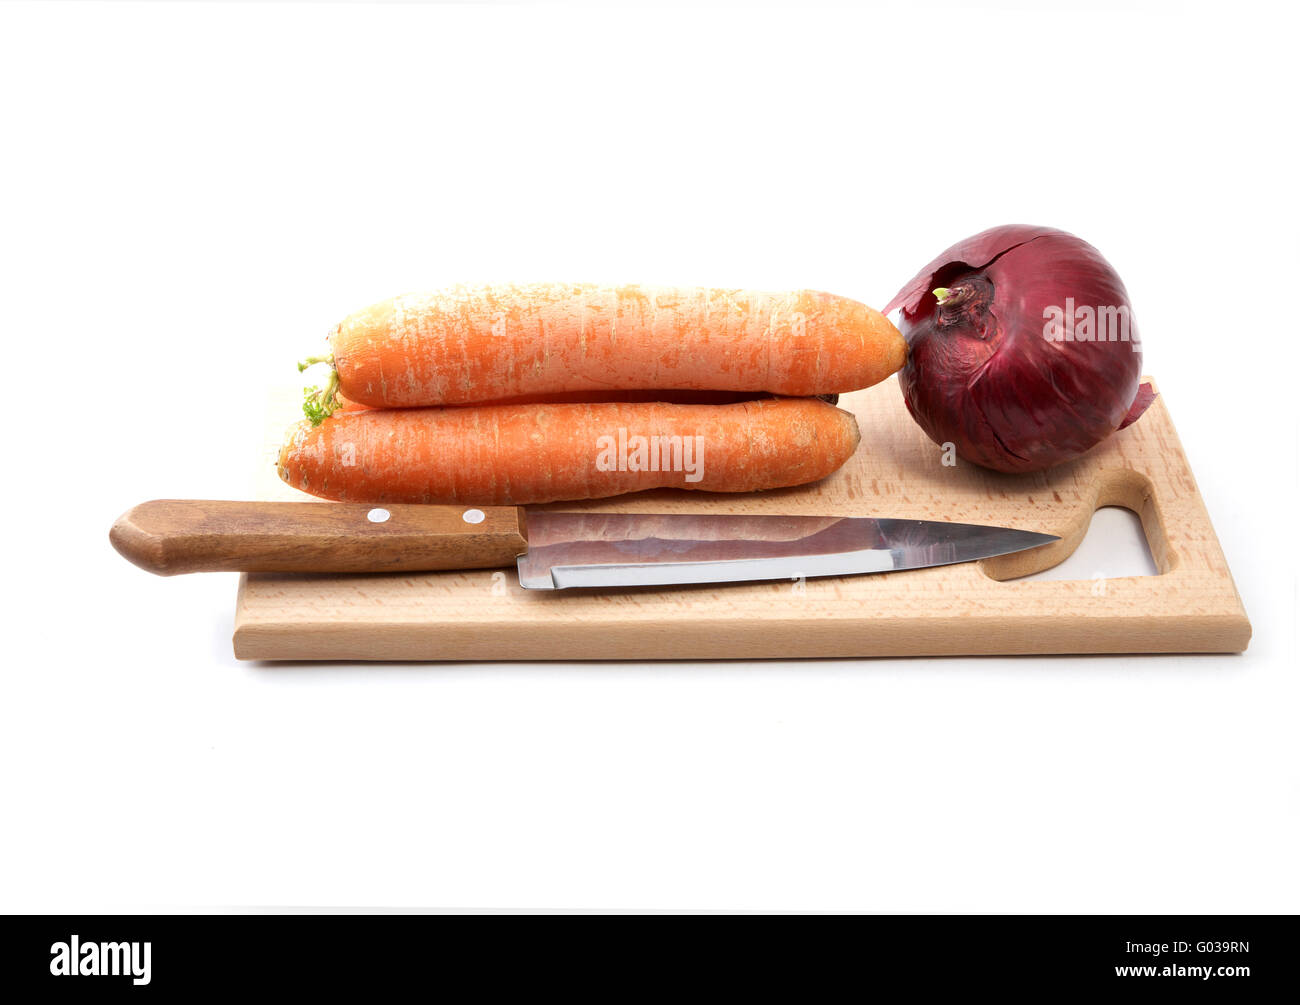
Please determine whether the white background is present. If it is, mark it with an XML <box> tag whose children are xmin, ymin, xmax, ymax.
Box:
<box><xmin>1</xmin><ymin>0</ymin><xmax>1296</xmax><ymax>912</ymax></box>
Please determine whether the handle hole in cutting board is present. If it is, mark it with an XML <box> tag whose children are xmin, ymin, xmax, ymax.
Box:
<box><xmin>998</xmin><ymin>506</ymin><xmax>1158</xmax><ymax>584</ymax></box>
<box><xmin>978</xmin><ymin>467</ymin><xmax>1174</xmax><ymax>582</ymax></box>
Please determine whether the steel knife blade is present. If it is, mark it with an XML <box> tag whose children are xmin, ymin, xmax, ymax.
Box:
<box><xmin>515</xmin><ymin>510</ymin><xmax>1057</xmax><ymax>589</ymax></box>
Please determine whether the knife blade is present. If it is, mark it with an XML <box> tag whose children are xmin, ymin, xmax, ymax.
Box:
<box><xmin>110</xmin><ymin>500</ymin><xmax>1058</xmax><ymax>588</ymax></box>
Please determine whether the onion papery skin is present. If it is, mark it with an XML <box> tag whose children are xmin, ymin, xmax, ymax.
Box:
<box><xmin>885</xmin><ymin>225</ymin><xmax>1144</xmax><ymax>473</ymax></box>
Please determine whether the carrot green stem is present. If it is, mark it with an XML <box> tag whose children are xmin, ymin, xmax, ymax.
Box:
<box><xmin>298</xmin><ymin>353</ymin><xmax>335</xmax><ymax>373</ymax></box>
<box><xmin>302</xmin><ymin>366</ymin><xmax>341</xmax><ymax>426</ymax></box>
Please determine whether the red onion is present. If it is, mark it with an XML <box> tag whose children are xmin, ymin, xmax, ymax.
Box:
<box><xmin>885</xmin><ymin>225</ymin><xmax>1153</xmax><ymax>473</ymax></box>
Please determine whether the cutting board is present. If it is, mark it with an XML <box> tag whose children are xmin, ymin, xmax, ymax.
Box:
<box><xmin>233</xmin><ymin>376</ymin><xmax>1250</xmax><ymax>660</ymax></box>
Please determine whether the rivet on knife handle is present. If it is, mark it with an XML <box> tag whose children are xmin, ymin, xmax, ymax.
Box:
<box><xmin>109</xmin><ymin>500</ymin><xmax>528</xmax><ymax>576</ymax></box>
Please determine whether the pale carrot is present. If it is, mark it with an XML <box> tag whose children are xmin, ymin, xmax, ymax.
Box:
<box><xmin>277</xmin><ymin>397</ymin><xmax>860</xmax><ymax>505</ymax></box>
<box><xmin>299</xmin><ymin>283</ymin><xmax>903</xmax><ymax>423</ymax></box>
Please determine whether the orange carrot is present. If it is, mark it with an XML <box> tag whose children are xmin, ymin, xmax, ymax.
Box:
<box><xmin>277</xmin><ymin>397</ymin><xmax>860</xmax><ymax>505</ymax></box>
<box><xmin>299</xmin><ymin>283</ymin><xmax>903</xmax><ymax>422</ymax></box>
<box><xmin>332</xmin><ymin>388</ymin><xmax>835</xmax><ymax>411</ymax></box>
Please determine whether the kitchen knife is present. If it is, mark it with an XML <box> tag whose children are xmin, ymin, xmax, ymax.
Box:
<box><xmin>109</xmin><ymin>500</ymin><xmax>1058</xmax><ymax>590</ymax></box>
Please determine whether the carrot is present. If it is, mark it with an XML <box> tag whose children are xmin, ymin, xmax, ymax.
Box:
<box><xmin>299</xmin><ymin>283</ymin><xmax>903</xmax><ymax>423</ymax></box>
<box><xmin>332</xmin><ymin>388</ymin><xmax>837</xmax><ymax>411</ymax></box>
<box><xmin>277</xmin><ymin>397</ymin><xmax>860</xmax><ymax>505</ymax></box>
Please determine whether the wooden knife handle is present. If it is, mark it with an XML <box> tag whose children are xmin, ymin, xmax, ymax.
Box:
<box><xmin>110</xmin><ymin>499</ymin><xmax>529</xmax><ymax>576</ymax></box>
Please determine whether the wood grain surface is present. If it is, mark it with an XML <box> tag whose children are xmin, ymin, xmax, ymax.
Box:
<box><xmin>233</xmin><ymin>376</ymin><xmax>1250</xmax><ymax>660</ymax></box>
<box><xmin>111</xmin><ymin>499</ymin><xmax>527</xmax><ymax>575</ymax></box>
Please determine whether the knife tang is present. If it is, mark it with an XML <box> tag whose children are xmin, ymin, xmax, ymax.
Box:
<box><xmin>110</xmin><ymin>500</ymin><xmax>528</xmax><ymax>576</ymax></box>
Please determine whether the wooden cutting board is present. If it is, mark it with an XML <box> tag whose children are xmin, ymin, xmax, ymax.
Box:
<box><xmin>233</xmin><ymin>376</ymin><xmax>1250</xmax><ymax>660</ymax></box>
